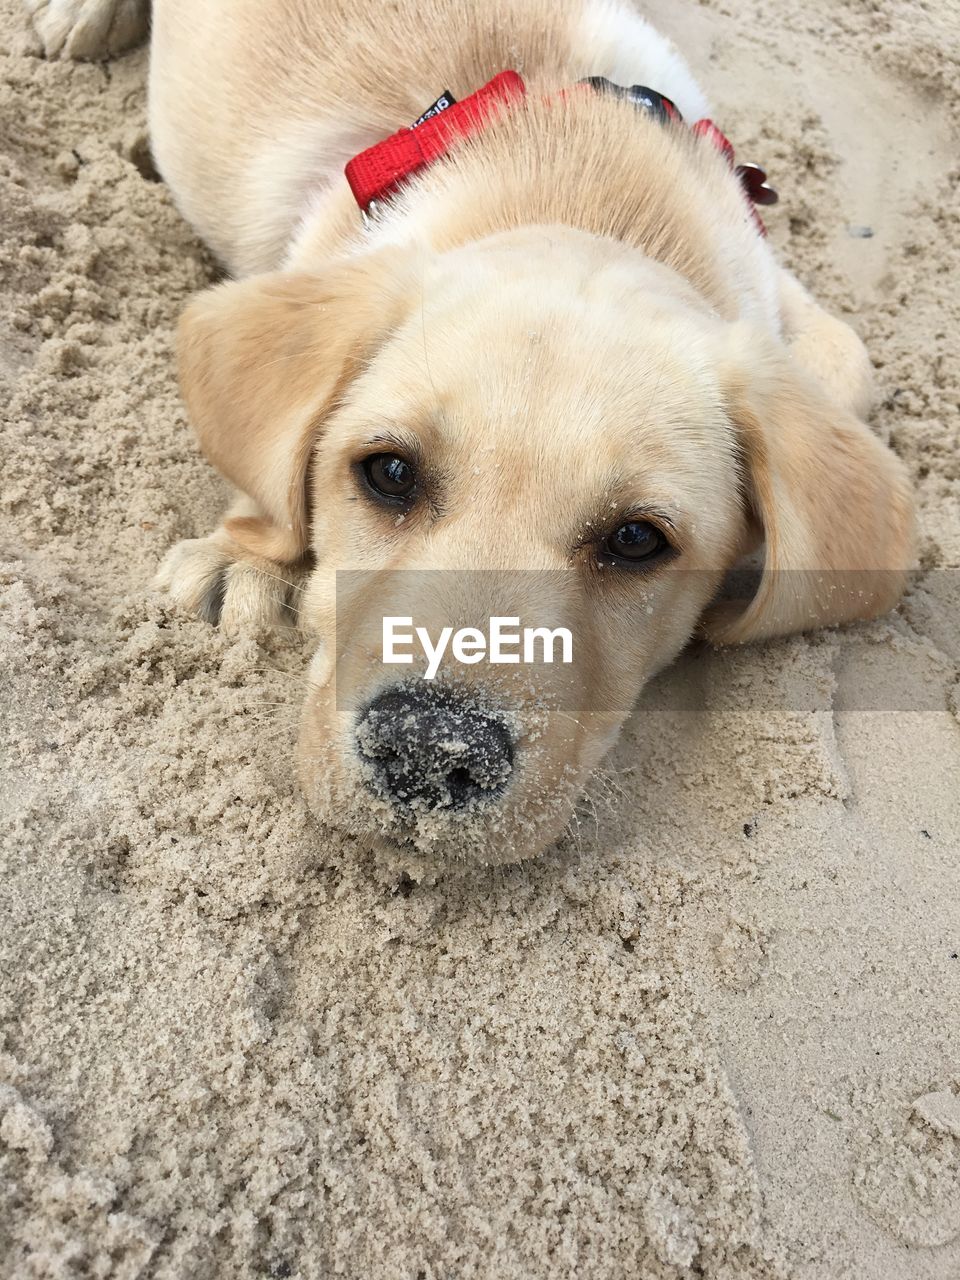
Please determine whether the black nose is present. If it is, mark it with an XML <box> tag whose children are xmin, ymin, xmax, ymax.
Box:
<box><xmin>356</xmin><ymin>686</ymin><xmax>513</xmax><ymax>811</ymax></box>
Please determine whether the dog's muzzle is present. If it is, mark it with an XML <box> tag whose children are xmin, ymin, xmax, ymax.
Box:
<box><xmin>356</xmin><ymin>685</ymin><xmax>514</xmax><ymax>810</ymax></box>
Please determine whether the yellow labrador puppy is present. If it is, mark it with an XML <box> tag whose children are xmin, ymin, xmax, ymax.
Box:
<box><xmin>29</xmin><ymin>0</ymin><xmax>915</xmax><ymax>865</ymax></box>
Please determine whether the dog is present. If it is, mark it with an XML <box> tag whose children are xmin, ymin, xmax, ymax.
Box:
<box><xmin>28</xmin><ymin>0</ymin><xmax>915</xmax><ymax>866</ymax></box>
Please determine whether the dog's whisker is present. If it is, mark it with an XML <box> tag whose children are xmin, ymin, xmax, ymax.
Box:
<box><xmin>574</xmin><ymin>788</ymin><xmax>601</xmax><ymax>842</ymax></box>
<box><xmin>585</xmin><ymin>767</ymin><xmax>627</xmax><ymax>807</ymax></box>
<box><xmin>245</xmin><ymin>567</ymin><xmax>307</xmax><ymax>593</ymax></box>
<box><xmin>240</xmin><ymin>709</ymin><xmax>299</xmax><ymax>719</ymax></box>
<box><xmin>418</xmin><ymin>251</ymin><xmax>441</xmax><ymax>409</ymax></box>
<box><xmin>238</xmin><ymin>708</ymin><xmax>301</xmax><ymax>721</ymax></box>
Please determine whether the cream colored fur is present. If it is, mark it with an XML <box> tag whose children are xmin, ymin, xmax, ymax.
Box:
<box><xmin>26</xmin><ymin>0</ymin><xmax>916</xmax><ymax>864</ymax></box>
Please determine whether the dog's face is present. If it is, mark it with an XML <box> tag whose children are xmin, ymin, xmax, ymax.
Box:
<box><xmin>178</xmin><ymin>228</ymin><xmax>913</xmax><ymax>866</ymax></box>
<box><xmin>297</xmin><ymin>232</ymin><xmax>745</xmax><ymax>861</ymax></box>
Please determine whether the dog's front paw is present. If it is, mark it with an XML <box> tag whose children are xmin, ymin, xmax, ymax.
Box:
<box><xmin>156</xmin><ymin>537</ymin><xmax>304</xmax><ymax>632</ymax></box>
<box><xmin>23</xmin><ymin>0</ymin><xmax>149</xmax><ymax>59</ymax></box>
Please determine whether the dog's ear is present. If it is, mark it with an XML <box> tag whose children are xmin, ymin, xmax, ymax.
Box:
<box><xmin>702</xmin><ymin>332</ymin><xmax>915</xmax><ymax>645</ymax></box>
<box><xmin>177</xmin><ymin>249</ymin><xmax>414</xmax><ymax>564</ymax></box>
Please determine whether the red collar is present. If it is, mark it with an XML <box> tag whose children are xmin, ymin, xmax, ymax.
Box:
<box><xmin>345</xmin><ymin>71</ymin><xmax>526</xmax><ymax>214</ymax></box>
<box><xmin>344</xmin><ymin>71</ymin><xmax>777</xmax><ymax>234</ymax></box>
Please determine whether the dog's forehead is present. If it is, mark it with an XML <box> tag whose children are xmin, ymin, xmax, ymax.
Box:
<box><xmin>415</xmin><ymin>230</ymin><xmax>712</xmax><ymax>337</ymax></box>
<box><xmin>375</xmin><ymin>236</ymin><xmax>730</xmax><ymax>456</ymax></box>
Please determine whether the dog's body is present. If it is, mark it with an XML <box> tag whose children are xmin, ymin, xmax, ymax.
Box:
<box><xmin>27</xmin><ymin>0</ymin><xmax>915</xmax><ymax>865</ymax></box>
<box><xmin>146</xmin><ymin>1</ymin><xmax>710</xmax><ymax>277</ymax></box>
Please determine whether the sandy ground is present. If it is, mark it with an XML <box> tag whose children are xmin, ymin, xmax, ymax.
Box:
<box><xmin>1</xmin><ymin>0</ymin><xmax>959</xmax><ymax>1276</ymax></box>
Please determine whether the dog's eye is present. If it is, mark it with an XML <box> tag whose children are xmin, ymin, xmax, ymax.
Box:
<box><xmin>604</xmin><ymin>520</ymin><xmax>669</xmax><ymax>564</ymax></box>
<box><xmin>363</xmin><ymin>452</ymin><xmax>417</xmax><ymax>501</ymax></box>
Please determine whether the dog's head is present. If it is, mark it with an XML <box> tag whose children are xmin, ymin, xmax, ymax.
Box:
<box><xmin>178</xmin><ymin>228</ymin><xmax>913</xmax><ymax>865</ymax></box>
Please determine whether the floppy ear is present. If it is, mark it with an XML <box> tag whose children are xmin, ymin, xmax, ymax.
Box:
<box><xmin>177</xmin><ymin>249</ymin><xmax>414</xmax><ymax>564</ymax></box>
<box><xmin>703</xmin><ymin>334</ymin><xmax>916</xmax><ymax>645</ymax></box>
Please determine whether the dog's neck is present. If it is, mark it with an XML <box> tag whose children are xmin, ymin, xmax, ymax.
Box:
<box><xmin>287</xmin><ymin>93</ymin><xmax>781</xmax><ymax>332</ymax></box>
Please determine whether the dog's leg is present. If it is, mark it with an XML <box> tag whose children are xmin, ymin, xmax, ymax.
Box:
<box><xmin>22</xmin><ymin>0</ymin><xmax>149</xmax><ymax>59</ymax></box>
<box><xmin>778</xmin><ymin>270</ymin><xmax>875</xmax><ymax>419</ymax></box>
<box><xmin>156</xmin><ymin>502</ymin><xmax>310</xmax><ymax>633</ymax></box>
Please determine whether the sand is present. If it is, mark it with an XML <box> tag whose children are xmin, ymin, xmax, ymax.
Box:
<box><xmin>1</xmin><ymin>0</ymin><xmax>959</xmax><ymax>1275</ymax></box>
